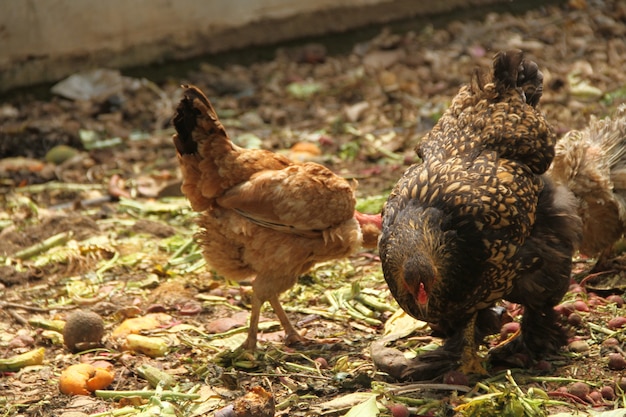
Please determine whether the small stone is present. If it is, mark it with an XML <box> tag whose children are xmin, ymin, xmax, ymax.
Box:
<box><xmin>608</xmin><ymin>353</ymin><xmax>626</xmax><ymax>370</ymax></box>
<box><xmin>567</xmin><ymin>312</ymin><xmax>583</xmax><ymax>327</ymax></box>
<box><xmin>608</xmin><ymin>316</ymin><xmax>626</xmax><ymax>330</ymax></box>
<box><xmin>588</xmin><ymin>390</ymin><xmax>603</xmax><ymax>403</ymax></box>
<box><xmin>568</xmin><ymin>340</ymin><xmax>590</xmax><ymax>353</ymax></box>
<box><xmin>389</xmin><ymin>403</ymin><xmax>410</xmax><ymax>417</ymax></box>
<box><xmin>601</xmin><ymin>385</ymin><xmax>615</xmax><ymax>400</ymax></box>
<box><xmin>443</xmin><ymin>370</ymin><xmax>469</xmax><ymax>386</ymax></box>
<box><xmin>314</xmin><ymin>357</ymin><xmax>329</xmax><ymax>369</ymax></box>
<box><xmin>568</xmin><ymin>381</ymin><xmax>591</xmax><ymax>400</ymax></box>
<box><xmin>606</xmin><ymin>295</ymin><xmax>624</xmax><ymax>307</ymax></box>
<box><xmin>573</xmin><ymin>299</ymin><xmax>590</xmax><ymax>312</ymax></box>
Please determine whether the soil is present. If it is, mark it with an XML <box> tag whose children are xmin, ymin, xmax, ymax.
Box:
<box><xmin>1</xmin><ymin>1</ymin><xmax>626</xmax><ymax>416</ymax></box>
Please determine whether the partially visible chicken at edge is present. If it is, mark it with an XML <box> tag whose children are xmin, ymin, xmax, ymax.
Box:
<box><xmin>172</xmin><ymin>85</ymin><xmax>380</xmax><ymax>351</ymax></box>
<box><xmin>548</xmin><ymin>105</ymin><xmax>626</xmax><ymax>269</ymax></box>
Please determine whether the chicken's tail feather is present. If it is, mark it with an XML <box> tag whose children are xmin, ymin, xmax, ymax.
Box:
<box><xmin>172</xmin><ymin>84</ymin><xmax>229</xmax><ymax>156</ymax></box>
<box><xmin>492</xmin><ymin>49</ymin><xmax>524</xmax><ymax>90</ymax></box>
<box><xmin>598</xmin><ymin>105</ymin><xmax>626</xmax><ymax>170</ymax></box>
<box><xmin>492</xmin><ymin>50</ymin><xmax>543</xmax><ymax>107</ymax></box>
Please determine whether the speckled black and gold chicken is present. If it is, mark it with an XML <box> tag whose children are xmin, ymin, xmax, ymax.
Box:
<box><xmin>378</xmin><ymin>50</ymin><xmax>583</xmax><ymax>380</ymax></box>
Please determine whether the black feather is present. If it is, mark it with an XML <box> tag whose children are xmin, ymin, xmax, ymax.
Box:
<box><xmin>172</xmin><ymin>89</ymin><xmax>200</xmax><ymax>156</ymax></box>
<box><xmin>492</xmin><ymin>49</ymin><xmax>523</xmax><ymax>91</ymax></box>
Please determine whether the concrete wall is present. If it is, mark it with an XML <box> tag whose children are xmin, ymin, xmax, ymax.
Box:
<box><xmin>0</xmin><ymin>0</ymin><xmax>507</xmax><ymax>93</ymax></box>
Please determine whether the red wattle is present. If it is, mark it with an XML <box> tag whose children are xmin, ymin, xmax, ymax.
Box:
<box><xmin>418</xmin><ymin>282</ymin><xmax>428</xmax><ymax>305</ymax></box>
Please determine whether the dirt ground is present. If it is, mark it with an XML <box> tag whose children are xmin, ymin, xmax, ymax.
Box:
<box><xmin>1</xmin><ymin>1</ymin><xmax>626</xmax><ymax>416</ymax></box>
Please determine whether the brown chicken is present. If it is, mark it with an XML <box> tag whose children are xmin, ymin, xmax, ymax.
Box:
<box><xmin>172</xmin><ymin>85</ymin><xmax>380</xmax><ymax>351</ymax></box>
<box><xmin>379</xmin><ymin>51</ymin><xmax>582</xmax><ymax>379</ymax></box>
<box><xmin>548</xmin><ymin>105</ymin><xmax>626</xmax><ymax>270</ymax></box>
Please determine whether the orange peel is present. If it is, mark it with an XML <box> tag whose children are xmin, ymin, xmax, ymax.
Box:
<box><xmin>59</xmin><ymin>362</ymin><xmax>114</xmax><ymax>396</ymax></box>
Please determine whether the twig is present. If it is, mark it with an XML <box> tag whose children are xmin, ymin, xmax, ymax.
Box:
<box><xmin>5</xmin><ymin>309</ymin><xmax>29</xmax><ymax>325</ymax></box>
<box><xmin>16</xmin><ymin>182</ymin><xmax>105</xmax><ymax>193</ymax></box>
<box><xmin>224</xmin><ymin>371</ymin><xmax>331</xmax><ymax>381</ymax></box>
<box><xmin>0</xmin><ymin>301</ymin><xmax>50</xmax><ymax>313</ymax></box>
<box><xmin>283</xmin><ymin>305</ymin><xmax>351</xmax><ymax>321</ymax></box>
<box><xmin>521</xmin><ymin>375</ymin><xmax>599</xmax><ymax>386</ymax></box>
<box><xmin>547</xmin><ymin>390</ymin><xmax>589</xmax><ymax>405</ymax></box>
<box><xmin>50</xmin><ymin>195</ymin><xmax>114</xmax><ymax>211</ymax></box>
<box><xmin>579</xmin><ymin>270</ymin><xmax>615</xmax><ymax>289</ymax></box>
<box><xmin>12</xmin><ymin>231</ymin><xmax>72</xmax><ymax>260</ymax></box>
<box><xmin>281</xmin><ymin>361</ymin><xmax>319</xmax><ymax>375</ymax></box>
<box><xmin>167</xmin><ymin>238</ymin><xmax>196</xmax><ymax>266</ymax></box>
<box><xmin>71</xmin><ymin>293</ymin><xmax>110</xmax><ymax>305</ymax></box>
<box><xmin>485</xmin><ymin>371</ymin><xmax>597</xmax><ymax>386</ymax></box>
<box><xmin>389</xmin><ymin>396</ymin><xmax>435</xmax><ymax>407</ymax></box>
<box><xmin>385</xmin><ymin>382</ymin><xmax>472</xmax><ymax>394</ymax></box>
<box><xmin>588</xmin><ymin>321</ymin><xmax>616</xmax><ymax>336</ymax></box>
<box><xmin>88</xmin><ymin>406</ymin><xmax>138</xmax><ymax>417</ymax></box>
<box><xmin>94</xmin><ymin>390</ymin><xmax>200</xmax><ymax>400</ymax></box>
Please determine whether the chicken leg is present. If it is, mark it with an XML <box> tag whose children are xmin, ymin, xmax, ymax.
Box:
<box><xmin>240</xmin><ymin>294</ymin><xmax>307</xmax><ymax>350</ymax></box>
<box><xmin>241</xmin><ymin>295</ymin><xmax>263</xmax><ymax>351</ymax></box>
<box><xmin>269</xmin><ymin>296</ymin><xmax>307</xmax><ymax>346</ymax></box>
<box><xmin>459</xmin><ymin>313</ymin><xmax>488</xmax><ymax>375</ymax></box>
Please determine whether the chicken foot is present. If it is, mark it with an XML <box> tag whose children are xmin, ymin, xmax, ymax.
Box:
<box><xmin>459</xmin><ymin>312</ymin><xmax>488</xmax><ymax>375</ymax></box>
<box><xmin>269</xmin><ymin>295</ymin><xmax>343</xmax><ymax>347</ymax></box>
<box><xmin>239</xmin><ymin>294</ymin><xmax>308</xmax><ymax>350</ymax></box>
<box><xmin>240</xmin><ymin>289</ymin><xmax>344</xmax><ymax>351</ymax></box>
<box><xmin>268</xmin><ymin>295</ymin><xmax>308</xmax><ymax>346</ymax></box>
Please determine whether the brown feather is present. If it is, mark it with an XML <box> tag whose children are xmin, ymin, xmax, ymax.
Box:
<box><xmin>548</xmin><ymin>105</ymin><xmax>626</xmax><ymax>261</ymax></box>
